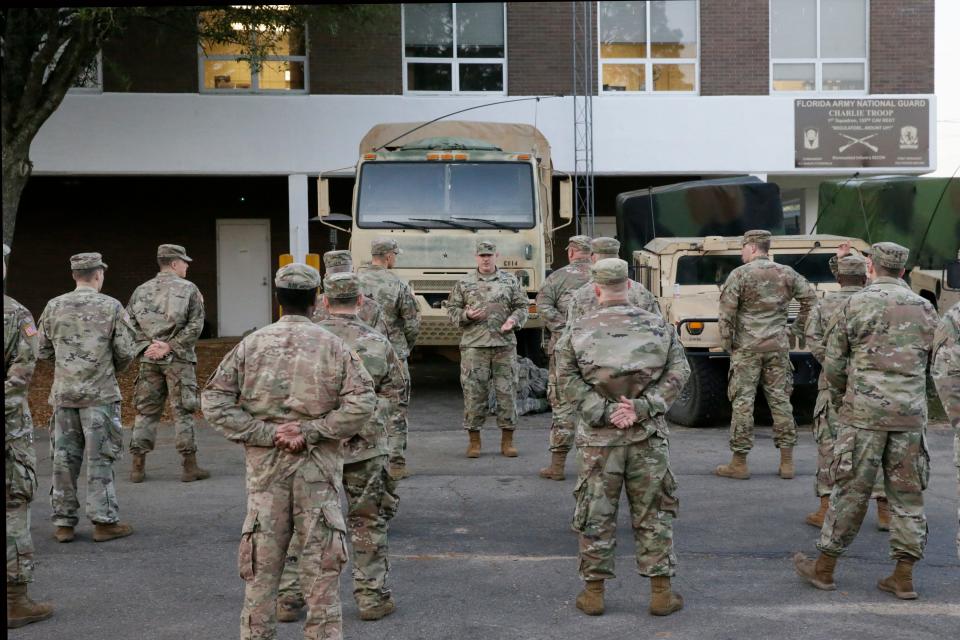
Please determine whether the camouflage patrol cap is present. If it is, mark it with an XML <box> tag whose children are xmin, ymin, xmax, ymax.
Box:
<box><xmin>476</xmin><ymin>240</ymin><xmax>497</xmax><ymax>255</ymax></box>
<box><xmin>324</xmin><ymin>272</ymin><xmax>360</xmax><ymax>299</ymax></box>
<box><xmin>323</xmin><ymin>250</ymin><xmax>353</xmax><ymax>273</ymax></box>
<box><xmin>590</xmin><ymin>237</ymin><xmax>620</xmax><ymax>256</ymax></box>
<box><xmin>275</xmin><ymin>263</ymin><xmax>320</xmax><ymax>290</ymax></box>
<box><xmin>837</xmin><ymin>255</ymin><xmax>867</xmax><ymax>276</ymax></box>
<box><xmin>70</xmin><ymin>252</ymin><xmax>108</xmax><ymax>270</ymax></box>
<box><xmin>568</xmin><ymin>235</ymin><xmax>592</xmax><ymax>251</ymax></box>
<box><xmin>591</xmin><ymin>258</ymin><xmax>628</xmax><ymax>284</ymax></box>
<box><xmin>742</xmin><ymin>229</ymin><xmax>772</xmax><ymax>246</ymax></box>
<box><xmin>870</xmin><ymin>242</ymin><xmax>909</xmax><ymax>270</ymax></box>
<box><xmin>157</xmin><ymin>244</ymin><xmax>192</xmax><ymax>262</ymax></box>
<box><xmin>2</xmin><ymin>243</ymin><xmax>9</xmax><ymax>257</ymax></box>
<box><xmin>371</xmin><ymin>238</ymin><xmax>402</xmax><ymax>255</ymax></box>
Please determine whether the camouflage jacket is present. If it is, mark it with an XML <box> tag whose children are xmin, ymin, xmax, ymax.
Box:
<box><xmin>806</xmin><ymin>285</ymin><xmax>862</xmax><ymax>391</ymax></box>
<box><xmin>4</xmin><ymin>295</ymin><xmax>37</xmax><ymax>443</ymax></box>
<box><xmin>536</xmin><ymin>258</ymin><xmax>592</xmax><ymax>352</ymax></box>
<box><xmin>356</xmin><ymin>264</ymin><xmax>421</xmax><ymax>360</ymax></box>
<box><xmin>566</xmin><ymin>278</ymin><xmax>661</xmax><ymax>327</ymax></box>
<box><xmin>556</xmin><ymin>302</ymin><xmax>690</xmax><ymax>447</ymax></box>
<box><xmin>447</xmin><ymin>269</ymin><xmax>529</xmax><ymax>348</ymax></box>
<box><xmin>315</xmin><ymin>313</ymin><xmax>406</xmax><ymax>464</ymax></box>
<box><xmin>126</xmin><ymin>272</ymin><xmax>205</xmax><ymax>364</ymax></box>
<box><xmin>201</xmin><ymin>315</ymin><xmax>377</xmax><ymax>492</ymax></box>
<box><xmin>824</xmin><ymin>277</ymin><xmax>938</xmax><ymax>432</ymax></box>
<box><xmin>932</xmin><ymin>302</ymin><xmax>960</xmax><ymax>435</ymax></box>
<box><xmin>37</xmin><ymin>286</ymin><xmax>138</xmax><ymax>408</ymax></box>
<box><xmin>718</xmin><ymin>256</ymin><xmax>816</xmax><ymax>353</ymax></box>
<box><xmin>311</xmin><ymin>295</ymin><xmax>390</xmax><ymax>338</ymax></box>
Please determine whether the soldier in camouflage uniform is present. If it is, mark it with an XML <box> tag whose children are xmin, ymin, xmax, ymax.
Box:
<box><xmin>804</xmin><ymin>251</ymin><xmax>888</xmax><ymax>530</ymax></box>
<box><xmin>565</xmin><ymin>237</ymin><xmax>661</xmax><ymax>325</ymax></box>
<box><xmin>536</xmin><ymin>235</ymin><xmax>593</xmax><ymax>480</ymax></box>
<box><xmin>931</xmin><ymin>250</ymin><xmax>960</xmax><ymax>561</ymax></box>
<box><xmin>357</xmin><ymin>239</ymin><xmax>420</xmax><ymax>480</ymax></box>
<box><xmin>38</xmin><ymin>252</ymin><xmax>138</xmax><ymax>544</ymax></box>
<box><xmin>447</xmin><ymin>239</ymin><xmax>529</xmax><ymax>458</ymax></box>
<box><xmin>4</xmin><ymin>243</ymin><xmax>54</xmax><ymax>628</ymax></box>
<box><xmin>556</xmin><ymin>258</ymin><xmax>690</xmax><ymax>617</ymax></box>
<box><xmin>277</xmin><ymin>272</ymin><xmax>405</xmax><ymax>624</ymax></box>
<box><xmin>311</xmin><ymin>250</ymin><xmax>390</xmax><ymax>337</ymax></box>
<box><xmin>127</xmin><ymin>244</ymin><xmax>209</xmax><ymax>483</ymax></box>
<box><xmin>202</xmin><ymin>263</ymin><xmax>377</xmax><ymax>640</ymax></box>
<box><xmin>794</xmin><ymin>242</ymin><xmax>938</xmax><ymax>599</ymax></box>
<box><xmin>489</xmin><ymin>356</ymin><xmax>550</xmax><ymax>416</ymax></box>
<box><xmin>716</xmin><ymin>230</ymin><xmax>816</xmax><ymax>480</ymax></box>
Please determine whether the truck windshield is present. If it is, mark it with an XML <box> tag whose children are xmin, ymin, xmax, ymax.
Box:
<box><xmin>357</xmin><ymin>161</ymin><xmax>536</xmax><ymax>229</ymax></box>
<box><xmin>675</xmin><ymin>253</ymin><xmax>837</xmax><ymax>285</ymax></box>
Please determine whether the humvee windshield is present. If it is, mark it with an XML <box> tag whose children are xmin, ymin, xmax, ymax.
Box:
<box><xmin>357</xmin><ymin>161</ymin><xmax>535</xmax><ymax>229</ymax></box>
<box><xmin>675</xmin><ymin>253</ymin><xmax>836</xmax><ymax>285</ymax></box>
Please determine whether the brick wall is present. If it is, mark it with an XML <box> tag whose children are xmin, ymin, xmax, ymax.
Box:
<box><xmin>700</xmin><ymin>0</ymin><xmax>769</xmax><ymax>95</ymax></box>
<box><xmin>870</xmin><ymin>0</ymin><xmax>934</xmax><ymax>94</ymax></box>
<box><xmin>103</xmin><ymin>13</ymin><xmax>199</xmax><ymax>93</ymax></box>
<box><xmin>309</xmin><ymin>4</ymin><xmax>402</xmax><ymax>95</ymax></box>
<box><xmin>507</xmin><ymin>3</ymin><xmax>580</xmax><ymax>96</ymax></box>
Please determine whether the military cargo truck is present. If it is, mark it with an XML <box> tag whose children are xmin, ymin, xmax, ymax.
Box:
<box><xmin>317</xmin><ymin>121</ymin><xmax>573</xmax><ymax>359</ymax></box>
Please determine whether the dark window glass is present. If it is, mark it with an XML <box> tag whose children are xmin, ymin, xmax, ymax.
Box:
<box><xmin>407</xmin><ymin>63</ymin><xmax>452</xmax><ymax>91</ymax></box>
<box><xmin>459</xmin><ymin>64</ymin><xmax>503</xmax><ymax>91</ymax></box>
<box><xmin>676</xmin><ymin>253</ymin><xmax>837</xmax><ymax>285</ymax></box>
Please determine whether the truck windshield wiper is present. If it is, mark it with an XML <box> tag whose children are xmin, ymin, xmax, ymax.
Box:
<box><xmin>449</xmin><ymin>217</ymin><xmax>520</xmax><ymax>233</ymax></box>
<box><xmin>381</xmin><ymin>220</ymin><xmax>430</xmax><ymax>233</ymax></box>
<box><xmin>409</xmin><ymin>218</ymin><xmax>478</xmax><ymax>232</ymax></box>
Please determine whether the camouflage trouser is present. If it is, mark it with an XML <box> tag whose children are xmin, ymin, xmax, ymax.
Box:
<box><xmin>812</xmin><ymin>390</ymin><xmax>885</xmax><ymax>499</ymax></box>
<box><xmin>728</xmin><ymin>349</ymin><xmax>796</xmax><ymax>453</ymax></box>
<box><xmin>461</xmin><ymin>345</ymin><xmax>517</xmax><ymax>431</ymax></box>
<box><xmin>572</xmin><ymin>437</ymin><xmax>679</xmax><ymax>581</ymax></box>
<box><xmin>6</xmin><ymin>437</ymin><xmax>38</xmax><ymax>585</ymax></box>
<box><xmin>131</xmin><ymin>361</ymin><xmax>200</xmax><ymax>455</ymax></box>
<box><xmin>547</xmin><ymin>352</ymin><xmax>575</xmax><ymax>454</ymax></box>
<box><xmin>279</xmin><ymin>455</ymin><xmax>399</xmax><ymax>609</ymax></box>
<box><xmin>387</xmin><ymin>359</ymin><xmax>410</xmax><ymax>466</ymax></box>
<box><xmin>51</xmin><ymin>404</ymin><xmax>123</xmax><ymax>527</ymax></box>
<box><xmin>818</xmin><ymin>426</ymin><xmax>929</xmax><ymax>561</ymax></box>
<box><xmin>239</xmin><ymin>475</ymin><xmax>347</xmax><ymax>640</ymax></box>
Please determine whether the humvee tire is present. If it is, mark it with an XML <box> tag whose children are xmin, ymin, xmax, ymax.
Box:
<box><xmin>667</xmin><ymin>356</ymin><xmax>730</xmax><ymax>427</ymax></box>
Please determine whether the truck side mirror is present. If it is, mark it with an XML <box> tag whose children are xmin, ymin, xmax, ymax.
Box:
<box><xmin>558</xmin><ymin>176</ymin><xmax>573</xmax><ymax>221</ymax></box>
<box><xmin>946</xmin><ymin>260</ymin><xmax>960</xmax><ymax>290</ymax></box>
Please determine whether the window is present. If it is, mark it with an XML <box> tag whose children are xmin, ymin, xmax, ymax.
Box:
<box><xmin>69</xmin><ymin>52</ymin><xmax>103</xmax><ymax>93</ymax></box>
<box><xmin>770</xmin><ymin>0</ymin><xmax>868</xmax><ymax>93</ymax></box>
<box><xmin>198</xmin><ymin>12</ymin><xmax>307</xmax><ymax>93</ymax></box>
<box><xmin>599</xmin><ymin>1</ymin><xmax>699</xmax><ymax>93</ymax></box>
<box><xmin>402</xmin><ymin>3</ymin><xmax>506</xmax><ymax>93</ymax></box>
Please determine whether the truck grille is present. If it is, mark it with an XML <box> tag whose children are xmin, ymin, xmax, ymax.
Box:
<box><xmin>411</xmin><ymin>279</ymin><xmax>460</xmax><ymax>291</ymax></box>
<box><xmin>788</xmin><ymin>301</ymin><xmax>801</xmax><ymax>319</ymax></box>
<box><xmin>418</xmin><ymin>317</ymin><xmax>463</xmax><ymax>345</ymax></box>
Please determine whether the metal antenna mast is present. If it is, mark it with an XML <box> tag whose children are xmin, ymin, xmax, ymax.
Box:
<box><xmin>572</xmin><ymin>0</ymin><xmax>596</xmax><ymax>236</ymax></box>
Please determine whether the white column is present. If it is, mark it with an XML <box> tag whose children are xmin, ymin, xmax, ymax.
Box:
<box><xmin>288</xmin><ymin>174</ymin><xmax>309</xmax><ymax>262</ymax></box>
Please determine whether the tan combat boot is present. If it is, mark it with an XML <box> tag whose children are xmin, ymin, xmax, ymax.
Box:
<box><xmin>715</xmin><ymin>453</ymin><xmax>750</xmax><ymax>479</ymax></box>
<box><xmin>793</xmin><ymin>552</ymin><xmax>837</xmax><ymax>591</ymax></box>
<box><xmin>359</xmin><ymin>597</ymin><xmax>397</xmax><ymax>621</ymax></box>
<box><xmin>6</xmin><ymin>583</ymin><xmax>54</xmax><ymax>629</ymax></box>
<box><xmin>538</xmin><ymin>451</ymin><xmax>567</xmax><ymax>481</ymax></box>
<box><xmin>53</xmin><ymin>526</ymin><xmax>75</xmax><ymax>543</ymax></box>
<box><xmin>276</xmin><ymin>598</ymin><xmax>304</xmax><ymax>623</ymax></box>
<box><xmin>575</xmin><ymin>580</ymin><xmax>604</xmax><ymax>615</ymax></box>
<box><xmin>93</xmin><ymin>522</ymin><xmax>134</xmax><ymax>542</ymax></box>
<box><xmin>778</xmin><ymin>447</ymin><xmax>795</xmax><ymax>479</ymax></box>
<box><xmin>500</xmin><ymin>429</ymin><xmax>518</xmax><ymax>457</ymax></box>
<box><xmin>877</xmin><ymin>559</ymin><xmax>918</xmax><ymax>600</ymax></box>
<box><xmin>805</xmin><ymin>496</ymin><xmax>830</xmax><ymax>528</ymax></box>
<box><xmin>876</xmin><ymin>497</ymin><xmax>891</xmax><ymax>531</ymax></box>
<box><xmin>649</xmin><ymin>576</ymin><xmax>684</xmax><ymax>616</ymax></box>
<box><xmin>389</xmin><ymin>461</ymin><xmax>409</xmax><ymax>480</ymax></box>
<box><xmin>466</xmin><ymin>431</ymin><xmax>481</xmax><ymax>458</ymax></box>
<box><xmin>130</xmin><ymin>453</ymin><xmax>146</xmax><ymax>483</ymax></box>
<box><xmin>181</xmin><ymin>453</ymin><xmax>210</xmax><ymax>482</ymax></box>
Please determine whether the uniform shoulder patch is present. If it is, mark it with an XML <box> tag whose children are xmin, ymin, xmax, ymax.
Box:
<box><xmin>22</xmin><ymin>321</ymin><xmax>37</xmax><ymax>337</ymax></box>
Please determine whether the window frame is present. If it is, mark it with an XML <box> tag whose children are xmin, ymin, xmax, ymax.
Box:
<box><xmin>769</xmin><ymin>0</ymin><xmax>870</xmax><ymax>95</ymax></box>
<box><xmin>68</xmin><ymin>51</ymin><xmax>103</xmax><ymax>94</ymax></box>
<box><xmin>597</xmin><ymin>0</ymin><xmax>701</xmax><ymax>95</ymax></box>
<box><xmin>401</xmin><ymin>3</ymin><xmax>508</xmax><ymax>96</ymax></box>
<box><xmin>197</xmin><ymin>21</ymin><xmax>310</xmax><ymax>95</ymax></box>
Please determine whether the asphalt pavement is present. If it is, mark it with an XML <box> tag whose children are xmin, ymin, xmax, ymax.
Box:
<box><xmin>13</xmin><ymin>360</ymin><xmax>960</xmax><ymax>639</ymax></box>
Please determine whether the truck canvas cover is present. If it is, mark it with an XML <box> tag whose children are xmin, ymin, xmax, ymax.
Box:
<box><xmin>615</xmin><ymin>176</ymin><xmax>785</xmax><ymax>259</ymax></box>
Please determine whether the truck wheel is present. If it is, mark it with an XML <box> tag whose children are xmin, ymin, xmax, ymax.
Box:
<box><xmin>667</xmin><ymin>356</ymin><xmax>730</xmax><ymax>427</ymax></box>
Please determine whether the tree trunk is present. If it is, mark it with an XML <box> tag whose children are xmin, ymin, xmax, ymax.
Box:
<box><xmin>2</xmin><ymin>142</ymin><xmax>32</xmax><ymax>247</ymax></box>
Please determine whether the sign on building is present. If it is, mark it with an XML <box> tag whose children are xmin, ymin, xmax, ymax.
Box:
<box><xmin>794</xmin><ymin>98</ymin><xmax>929</xmax><ymax>169</ymax></box>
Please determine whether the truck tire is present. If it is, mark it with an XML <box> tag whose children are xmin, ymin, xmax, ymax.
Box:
<box><xmin>667</xmin><ymin>356</ymin><xmax>730</xmax><ymax>427</ymax></box>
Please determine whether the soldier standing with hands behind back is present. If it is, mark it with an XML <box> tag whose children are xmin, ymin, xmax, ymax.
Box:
<box><xmin>447</xmin><ymin>239</ymin><xmax>529</xmax><ymax>458</ymax></box>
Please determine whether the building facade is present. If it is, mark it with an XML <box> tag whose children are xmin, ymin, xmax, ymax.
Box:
<box><xmin>9</xmin><ymin>1</ymin><xmax>936</xmax><ymax>336</ymax></box>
